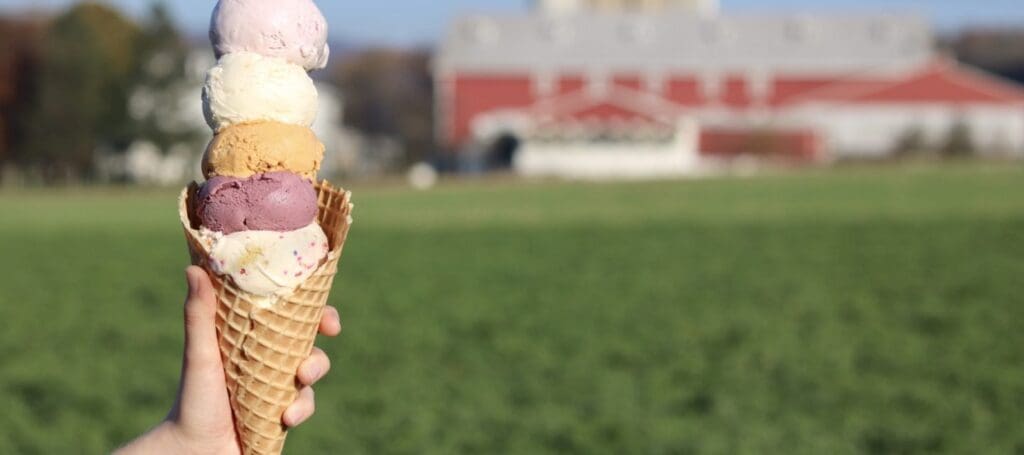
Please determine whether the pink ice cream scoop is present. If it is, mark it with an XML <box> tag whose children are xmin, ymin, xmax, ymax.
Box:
<box><xmin>197</xmin><ymin>172</ymin><xmax>318</xmax><ymax>235</ymax></box>
<box><xmin>210</xmin><ymin>0</ymin><xmax>330</xmax><ymax>71</ymax></box>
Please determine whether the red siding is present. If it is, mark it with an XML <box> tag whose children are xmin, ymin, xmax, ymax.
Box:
<box><xmin>778</xmin><ymin>63</ymin><xmax>1024</xmax><ymax>106</ymax></box>
<box><xmin>450</xmin><ymin>75</ymin><xmax>534</xmax><ymax>145</ymax></box>
<box><xmin>558</xmin><ymin>75</ymin><xmax>586</xmax><ymax>95</ymax></box>
<box><xmin>770</xmin><ymin>78</ymin><xmax>839</xmax><ymax>106</ymax></box>
<box><xmin>612</xmin><ymin>75</ymin><xmax>644</xmax><ymax>91</ymax></box>
<box><xmin>849</xmin><ymin>67</ymin><xmax>1024</xmax><ymax>104</ymax></box>
<box><xmin>700</xmin><ymin>128</ymin><xmax>821</xmax><ymax>161</ymax></box>
<box><xmin>665</xmin><ymin>78</ymin><xmax>702</xmax><ymax>106</ymax></box>
<box><xmin>444</xmin><ymin>60</ymin><xmax>1024</xmax><ymax>153</ymax></box>
<box><xmin>721</xmin><ymin>76</ymin><xmax>751</xmax><ymax>108</ymax></box>
<box><xmin>562</xmin><ymin>102</ymin><xmax>659</xmax><ymax>123</ymax></box>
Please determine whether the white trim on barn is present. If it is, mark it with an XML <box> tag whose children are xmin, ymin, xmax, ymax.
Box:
<box><xmin>514</xmin><ymin>118</ymin><xmax>701</xmax><ymax>179</ymax></box>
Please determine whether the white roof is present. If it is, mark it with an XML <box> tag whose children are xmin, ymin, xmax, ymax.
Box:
<box><xmin>437</xmin><ymin>12</ymin><xmax>934</xmax><ymax>76</ymax></box>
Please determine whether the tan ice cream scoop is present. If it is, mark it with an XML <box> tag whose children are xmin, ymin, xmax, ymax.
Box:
<box><xmin>203</xmin><ymin>121</ymin><xmax>324</xmax><ymax>180</ymax></box>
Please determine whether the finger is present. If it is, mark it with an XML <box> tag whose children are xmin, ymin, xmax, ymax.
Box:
<box><xmin>183</xmin><ymin>266</ymin><xmax>220</xmax><ymax>368</ymax></box>
<box><xmin>319</xmin><ymin>306</ymin><xmax>342</xmax><ymax>337</ymax></box>
<box><xmin>296</xmin><ymin>347</ymin><xmax>331</xmax><ymax>386</ymax></box>
<box><xmin>283</xmin><ymin>387</ymin><xmax>316</xmax><ymax>427</ymax></box>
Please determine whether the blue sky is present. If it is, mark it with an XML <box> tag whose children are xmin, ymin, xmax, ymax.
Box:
<box><xmin>1</xmin><ymin>0</ymin><xmax>1023</xmax><ymax>45</ymax></box>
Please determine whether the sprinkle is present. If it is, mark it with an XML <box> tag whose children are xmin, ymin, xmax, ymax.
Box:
<box><xmin>240</xmin><ymin>268</ymin><xmax>247</xmax><ymax>275</ymax></box>
<box><xmin>294</xmin><ymin>271</ymin><xmax>302</xmax><ymax>277</ymax></box>
<box><xmin>293</xmin><ymin>250</ymin><xmax>298</xmax><ymax>256</ymax></box>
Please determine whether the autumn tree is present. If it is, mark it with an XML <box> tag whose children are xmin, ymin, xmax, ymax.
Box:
<box><xmin>0</xmin><ymin>16</ymin><xmax>47</xmax><ymax>175</ymax></box>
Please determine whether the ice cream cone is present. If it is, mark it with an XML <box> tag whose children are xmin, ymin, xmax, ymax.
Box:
<box><xmin>179</xmin><ymin>180</ymin><xmax>353</xmax><ymax>455</ymax></box>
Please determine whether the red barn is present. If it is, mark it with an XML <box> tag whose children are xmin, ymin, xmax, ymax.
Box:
<box><xmin>436</xmin><ymin>5</ymin><xmax>1024</xmax><ymax>177</ymax></box>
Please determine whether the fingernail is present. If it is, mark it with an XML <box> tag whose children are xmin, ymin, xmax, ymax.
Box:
<box><xmin>310</xmin><ymin>366</ymin><xmax>324</xmax><ymax>382</ymax></box>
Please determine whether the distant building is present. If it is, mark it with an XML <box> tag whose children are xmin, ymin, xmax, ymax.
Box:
<box><xmin>436</xmin><ymin>0</ymin><xmax>1024</xmax><ymax>178</ymax></box>
<box><xmin>537</xmin><ymin>0</ymin><xmax>717</xmax><ymax>15</ymax></box>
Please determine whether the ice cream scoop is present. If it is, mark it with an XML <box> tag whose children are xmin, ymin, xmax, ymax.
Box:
<box><xmin>210</xmin><ymin>0</ymin><xmax>330</xmax><ymax>71</ymax></box>
<box><xmin>203</xmin><ymin>52</ymin><xmax>318</xmax><ymax>131</ymax></box>
<box><xmin>199</xmin><ymin>221</ymin><xmax>330</xmax><ymax>300</ymax></box>
<box><xmin>197</xmin><ymin>172</ymin><xmax>318</xmax><ymax>235</ymax></box>
<box><xmin>203</xmin><ymin>121</ymin><xmax>324</xmax><ymax>180</ymax></box>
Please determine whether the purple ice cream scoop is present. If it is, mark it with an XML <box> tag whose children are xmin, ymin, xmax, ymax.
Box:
<box><xmin>197</xmin><ymin>172</ymin><xmax>318</xmax><ymax>235</ymax></box>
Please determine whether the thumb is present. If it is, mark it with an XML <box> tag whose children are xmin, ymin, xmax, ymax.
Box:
<box><xmin>171</xmin><ymin>267</ymin><xmax>233</xmax><ymax>428</ymax></box>
<box><xmin>183</xmin><ymin>266</ymin><xmax>221</xmax><ymax>368</ymax></box>
<box><xmin>168</xmin><ymin>267</ymin><xmax>237</xmax><ymax>444</ymax></box>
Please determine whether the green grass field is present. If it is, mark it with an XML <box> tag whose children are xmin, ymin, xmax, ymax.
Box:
<box><xmin>1</xmin><ymin>164</ymin><xmax>1023</xmax><ymax>454</ymax></box>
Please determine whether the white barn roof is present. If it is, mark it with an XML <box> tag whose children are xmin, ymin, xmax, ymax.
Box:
<box><xmin>437</xmin><ymin>12</ymin><xmax>934</xmax><ymax>75</ymax></box>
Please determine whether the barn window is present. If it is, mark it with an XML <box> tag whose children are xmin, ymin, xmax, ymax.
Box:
<box><xmin>620</xmin><ymin>20</ymin><xmax>654</xmax><ymax>44</ymax></box>
<box><xmin>700</xmin><ymin>19</ymin><xmax>737</xmax><ymax>47</ymax></box>
<box><xmin>463</xmin><ymin>18</ymin><xmax>499</xmax><ymax>45</ymax></box>
<box><xmin>869</xmin><ymin>20</ymin><xmax>893</xmax><ymax>43</ymax></box>
<box><xmin>541</xmin><ymin>19</ymin><xmax>574</xmax><ymax>43</ymax></box>
<box><xmin>784</xmin><ymin>17</ymin><xmax>814</xmax><ymax>42</ymax></box>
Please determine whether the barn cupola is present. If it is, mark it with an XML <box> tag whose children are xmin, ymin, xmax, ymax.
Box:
<box><xmin>535</xmin><ymin>0</ymin><xmax>718</xmax><ymax>16</ymax></box>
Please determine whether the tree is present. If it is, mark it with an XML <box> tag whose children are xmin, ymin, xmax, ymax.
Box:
<box><xmin>24</xmin><ymin>2</ymin><xmax>141</xmax><ymax>182</ymax></box>
<box><xmin>331</xmin><ymin>49</ymin><xmax>435</xmax><ymax>166</ymax></box>
<box><xmin>0</xmin><ymin>16</ymin><xmax>47</xmax><ymax>176</ymax></box>
<box><xmin>126</xmin><ymin>4</ymin><xmax>202</xmax><ymax>156</ymax></box>
<box><xmin>891</xmin><ymin>126</ymin><xmax>927</xmax><ymax>158</ymax></box>
<box><xmin>940</xmin><ymin>119</ymin><xmax>975</xmax><ymax>158</ymax></box>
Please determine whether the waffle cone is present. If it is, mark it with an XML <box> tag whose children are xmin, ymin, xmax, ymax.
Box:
<box><xmin>178</xmin><ymin>180</ymin><xmax>354</xmax><ymax>455</ymax></box>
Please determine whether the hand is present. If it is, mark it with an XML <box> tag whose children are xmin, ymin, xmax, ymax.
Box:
<box><xmin>116</xmin><ymin>266</ymin><xmax>342</xmax><ymax>454</ymax></box>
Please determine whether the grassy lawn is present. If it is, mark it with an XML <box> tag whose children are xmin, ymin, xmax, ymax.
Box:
<box><xmin>1</xmin><ymin>164</ymin><xmax>1023</xmax><ymax>454</ymax></box>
